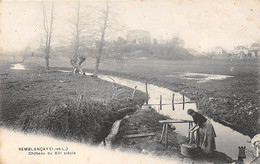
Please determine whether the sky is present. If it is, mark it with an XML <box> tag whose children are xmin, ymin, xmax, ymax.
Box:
<box><xmin>1</xmin><ymin>0</ymin><xmax>260</xmax><ymax>53</ymax></box>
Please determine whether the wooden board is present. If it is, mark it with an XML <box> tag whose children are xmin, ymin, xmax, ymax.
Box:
<box><xmin>125</xmin><ymin>133</ymin><xmax>155</xmax><ymax>138</ymax></box>
<box><xmin>159</xmin><ymin>119</ymin><xmax>193</xmax><ymax>123</ymax></box>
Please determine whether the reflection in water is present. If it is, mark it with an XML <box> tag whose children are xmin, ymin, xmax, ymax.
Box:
<box><xmin>165</xmin><ymin>72</ymin><xmax>233</xmax><ymax>83</ymax></box>
<box><xmin>11</xmin><ymin>63</ymin><xmax>27</xmax><ymax>70</ymax></box>
<box><xmin>103</xmin><ymin>120</ymin><xmax>122</xmax><ymax>147</ymax></box>
<box><xmin>96</xmin><ymin>74</ymin><xmax>254</xmax><ymax>162</ymax></box>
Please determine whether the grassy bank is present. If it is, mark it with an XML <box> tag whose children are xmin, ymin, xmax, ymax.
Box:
<box><xmin>16</xmin><ymin>98</ymin><xmax>144</xmax><ymax>144</ymax></box>
<box><xmin>0</xmin><ymin>62</ymin><xmax>146</xmax><ymax>144</ymax></box>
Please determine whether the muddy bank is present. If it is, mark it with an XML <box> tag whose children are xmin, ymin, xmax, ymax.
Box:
<box><xmin>113</xmin><ymin>108</ymin><xmax>233</xmax><ymax>164</ymax></box>
<box><xmin>0</xmin><ymin>63</ymin><xmax>146</xmax><ymax>144</ymax></box>
<box><xmin>197</xmin><ymin>96</ymin><xmax>260</xmax><ymax>138</ymax></box>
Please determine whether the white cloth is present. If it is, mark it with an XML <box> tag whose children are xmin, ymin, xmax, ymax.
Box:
<box><xmin>251</xmin><ymin>134</ymin><xmax>260</xmax><ymax>157</ymax></box>
<box><xmin>252</xmin><ymin>134</ymin><xmax>260</xmax><ymax>148</ymax></box>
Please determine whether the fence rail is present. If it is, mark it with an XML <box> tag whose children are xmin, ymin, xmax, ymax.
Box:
<box><xmin>144</xmin><ymin>81</ymin><xmax>199</xmax><ymax>110</ymax></box>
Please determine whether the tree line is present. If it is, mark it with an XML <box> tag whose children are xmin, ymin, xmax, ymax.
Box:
<box><xmin>34</xmin><ymin>1</ymin><xmax>192</xmax><ymax>77</ymax></box>
<box><xmin>37</xmin><ymin>1</ymin><xmax>114</xmax><ymax>77</ymax></box>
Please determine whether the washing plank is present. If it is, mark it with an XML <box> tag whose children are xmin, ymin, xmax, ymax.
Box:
<box><xmin>125</xmin><ymin>133</ymin><xmax>155</xmax><ymax>138</ymax></box>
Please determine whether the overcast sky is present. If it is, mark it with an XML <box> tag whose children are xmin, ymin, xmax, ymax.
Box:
<box><xmin>1</xmin><ymin>0</ymin><xmax>260</xmax><ymax>53</ymax></box>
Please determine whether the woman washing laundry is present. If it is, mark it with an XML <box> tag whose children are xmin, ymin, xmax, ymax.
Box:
<box><xmin>187</xmin><ymin>109</ymin><xmax>216</xmax><ymax>154</ymax></box>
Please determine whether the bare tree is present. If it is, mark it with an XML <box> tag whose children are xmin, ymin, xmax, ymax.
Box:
<box><xmin>73</xmin><ymin>1</ymin><xmax>81</xmax><ymax>63</ymax></box>
<box><xmin>64</xmin><ymin>1</ymin><xmax>118</xmax><ymax>76</ymax></box>
<box><xmin>22</xmin><ymin>41</ymin><xmax>31</xmax><ymax>63</ymax></box>
<box><xmin>70</xmin><ymin>1</ymin><xmax>83</xmax><ymax>73</ymax></box>
<box><xmin>93</xmin><ymin>1</ymin><xmax>109</xmax><ymax>77</ymax></box>
<box><xmin>67</xmin><ymin>1</ymin><xmax>90</xmax><ymax>74</ymax></box>
<box><xmin>42</xmin><ymin>1</ymin><xmax>54</xmax><ymax>70</ymax></box>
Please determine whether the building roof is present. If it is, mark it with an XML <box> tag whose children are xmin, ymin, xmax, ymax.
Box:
<box><xmin>235</xmin><ymin>46</ymin><xmax>247</xmax><ymax>49</ymax></box>
<box><xmin>251</xmin><ymin>43</ymin><xmax>260</xmax><ymax>47</ymax></box>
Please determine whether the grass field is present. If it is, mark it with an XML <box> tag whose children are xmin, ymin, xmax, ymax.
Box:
<box><xmin>0</xmin><ymin>60</ymin><xmax>146</xmax><ymax>144</ymax></box>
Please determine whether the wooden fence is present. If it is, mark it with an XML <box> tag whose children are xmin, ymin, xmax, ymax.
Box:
<box><xmin>144</xmin><ymin>81</ymin><xmax>198</xmax><ymax>110</ymax></box>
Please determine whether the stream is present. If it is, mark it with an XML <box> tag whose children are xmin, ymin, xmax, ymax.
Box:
<box><xmin>93</xmin><ymin>73</ymin><xmax>255</xmax><ymax>163</ymax></box>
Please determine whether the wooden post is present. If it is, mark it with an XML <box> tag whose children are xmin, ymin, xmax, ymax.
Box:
<box><xmin>145</xmin><ymin>81</ymin><xmax>149</xmax><ymax>104</ymax></box>
<box><xmin>196</xmin><ymin>91</ymin><xmax>199</xmax><ymax>108</ymax></box>
<box><xmin>103</xmin><ymin>139</ymin><xmax>106</xmax><ymax>146</ymax></box>
<box><xmin>183</xmin><ymin>94</ymin><xmax>185</xmax><ymax>110</ymax></box>
<box><xmin>131</xmin><ymin>86</ymin><xmax>137</xmax><ymax>99</ymax></box>
<box><xmin>172</xmin><ymin>93</ymin><xmax>175</xmax><ymax>111</ymax></box>
<box><xmin>48</xmin><ymin>107</ymin><xmax>51</xmax><ymax>114</ymax></box>
<box><xmin>159</xmin><ymin>123</ymin><xmax>166</xmax><ymax>143</ymax></box>
<box><xmin>65</xmin><ymin>109</ymin><xmax>69</xmax><ymax>133</ymax></box>
<box><xmin>77</xmin><ymin>95</ymin><xmax>84</xmax><ymax>110</ymax></box>
<box><xmin>160</xmin><ymin>95</ymin><xmax>162</xmax><ymax>110</ymax></box>
<box><xmin>165</xmin><ymin>124</ymin><xmax>168</xmax><ymax>148</ymax></box>
<box><xmin>188</xmin><ymin>122</ymin><xmax>191</xmax><ymax>140</ymax></box>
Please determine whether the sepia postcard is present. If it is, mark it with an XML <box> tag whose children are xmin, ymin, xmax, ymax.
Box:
<box><xmin>1</xmin><ymin>0</ymin><xmax>260</xmax><ymax>163</ymax></box>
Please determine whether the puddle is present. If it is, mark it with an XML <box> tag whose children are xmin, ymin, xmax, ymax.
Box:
<box><xmin>93</xmin><ymin>73</ymin><xmax>255</xmax><ymax>162</ymax></box>
<box><xmin>11</xmin><ymin>63</ymin><xmax>27</xmax><ymax>70</ymax></box>
<box><xmin>165</xmin><ymin>72</ymin><xmax>233</xmax><ymax>83</ymax></box>
<box><xmin>58</xmin><ymin>70</ymin><xmax>71</xmax><ymax>73</ymax></box>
